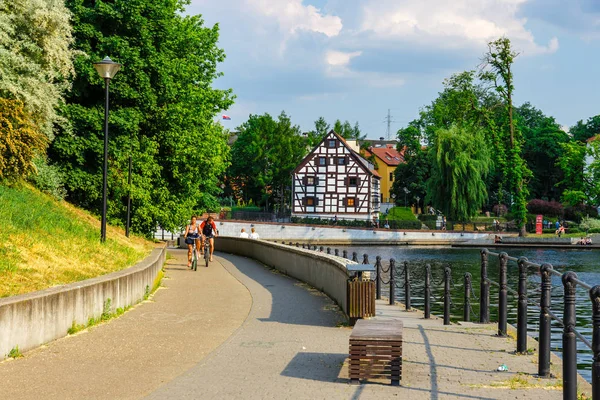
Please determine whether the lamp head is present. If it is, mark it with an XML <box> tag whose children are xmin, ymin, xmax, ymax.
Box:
<box><xmin>93</xmin><ymin>56</ymin><xmax>121</xmax><ymax>80</ymax></box>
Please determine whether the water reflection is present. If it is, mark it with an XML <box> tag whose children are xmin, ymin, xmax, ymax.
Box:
<box><xmin>339</xmin><ymin>245</ymin><xmax>600</xmax><ymax>382</ymax></box>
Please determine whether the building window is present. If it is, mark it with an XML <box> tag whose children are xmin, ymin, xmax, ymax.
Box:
<box><xmin>304</xmin><ymin>197</ymin><xmax>317</xmax><ymax>206</ymax></box>
<box><xmin>348</xmin><ymin>177</ymin><xmax>358</xmax><ymax>186</ymax></box>
<box><xmin>328</xmin><ymin>139</ymin><xmax>336</xmax><ymax>148</ymax></box>
<box><xmin>307</xmin><ymin>176</ymin><xmax>315</xmax><ymax>185</ymax></box>
<box><xmin>318</xmin><ymin>157</ymin><xmax>326</xmax><ymax>166</ymax></box>
<box><xmin>337</xmin><ymin>157</ymin><xmax>346</xmax><ymax>165</ymax></box>
<box><xmin>389</xmin><ymin>172</ymin><xmax>394</xmax><ymax>181</ymax></box>
<box><xmin>346</xmin><ymin>197</ymin><xmax>356</xmax><ymax>207</ymax></box>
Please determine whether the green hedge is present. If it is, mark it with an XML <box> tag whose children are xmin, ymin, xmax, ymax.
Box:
<box><xmin>417</xmin><ymin>214</ymin><xmax>438</xmax><ymax>221</ymax></box>
<box><xmin>389</xmin><ymin>220</ymin><xmax>422</xmax><ymax>230</ymax></box>
<box><xmin>385</xmin><ymin>207</ymin><xmax>417</xmax><ymax>221</ymax></box>
<box><xmin>232</xmin><ymin>206</ymin><xmax>261</xmax><ymax>212</ymax></box>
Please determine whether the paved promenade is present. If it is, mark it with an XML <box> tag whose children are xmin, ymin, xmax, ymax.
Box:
<box><xmin>0</xmin><ymin>247</ymin><xmax>590</xmax><ymax>399</ymax></box>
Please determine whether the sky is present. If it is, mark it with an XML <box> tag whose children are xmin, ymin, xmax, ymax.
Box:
<box><xmin>186</xmin><ymin>0</ymin><xmax>600</xmax><ymax>139</ymax></box>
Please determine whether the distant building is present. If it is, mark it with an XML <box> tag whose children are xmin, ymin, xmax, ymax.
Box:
<box><xmin>292</xmin><ymin>131</ymin><xmax>381</xmax><ymax>220</ymax></box>
<box><xmin>362</xmin><ymin>144</ymin><xmax>404</xmax><ymax>204</ymax></box>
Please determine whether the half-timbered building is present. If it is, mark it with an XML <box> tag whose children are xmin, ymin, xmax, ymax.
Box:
<box><xmin>292</xmin><ymin>131</ymin><xmax>381</xmax><ymax>220</ymax></box>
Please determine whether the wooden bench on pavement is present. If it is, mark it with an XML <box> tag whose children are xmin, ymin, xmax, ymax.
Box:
<box><xmin>349</xmin><ymin>319</ymin><xmax>403</xmax><ymax>386</ymax></box>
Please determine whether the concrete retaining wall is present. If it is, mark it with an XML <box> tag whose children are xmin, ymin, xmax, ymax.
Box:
<box><xmin>215</xmin><ymin>221</ymin><xmax>494</xmax><ymax>244</ymax></box>
<box><xmin>215</xmin><ymin>237</ymin><xmax>352</xmax><ymax>316</ymax></box>
<box><xmin>0</xmin><ymin>245</ymin><xmax>166</xmax><ymax>359</ymax></box>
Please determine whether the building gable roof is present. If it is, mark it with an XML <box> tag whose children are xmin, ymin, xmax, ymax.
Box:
<box><xmin>364</xmin><ymin>144</ymin><xmax>405</xmax><ymax>166</ymax></box>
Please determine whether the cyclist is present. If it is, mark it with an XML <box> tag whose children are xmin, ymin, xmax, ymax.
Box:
<box><xmin>183</xmin><ymin>215</ymin><xmax>201</xmax><ymax>268</ymax></box>
<box><xmin>200</xmin><ymin>215</ymin><xmax>218</xmax><ymax>262</ymax></box>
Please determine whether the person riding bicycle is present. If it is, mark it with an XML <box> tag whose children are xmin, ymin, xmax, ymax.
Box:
<box><xmin>200</xmin><ymin>215</ymin><xmax>218</xmax><ymax>262</ymax></box>
<box><xmin>183</xmin><ymin>215</ymin><xmax>201</xmax><ymax>268</ymax></box>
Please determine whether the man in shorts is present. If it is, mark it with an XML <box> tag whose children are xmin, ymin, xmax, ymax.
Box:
<box><xmin>200</xmin><ymin>216</ymin><xmax>218</xmax><ymax>262</ymax></box>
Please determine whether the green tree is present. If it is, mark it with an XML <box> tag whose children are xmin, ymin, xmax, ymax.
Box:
<box><xmin>427</xmin><ymin>125</ymin><xmax>491</xmax><ymax>221</ymax></box>
<box><xmin>306</xmin><ymin>116</ymin><xmax>329</xmax><ymax>148</ymax></box>
<box><xmin>570</xmin><ymin>115</ymin><xmax>600</xmax><ymax>143</ymax></box>
<box><xmin>391</xmin><ymin>124</ymin><xmax>429</xmax><ymax>206</ymax></box>
<box><xmin>49</xmin><ymin>0</ymin><xmax>234</xmax><ymax>235</ymax></box>
<box><xmin>229</xmin><ymin>112</ymin><xmax>306</xmax><ymax>210</ymax></box>
<box><xmin>516</xmin><ymin>102</ymin><xmax>568</xmax><ymax>200</ymax></box>
<box><xmin>480</xmin><ymin>37</ymin><xmax>531</xmax><ymax>235</ymax></box>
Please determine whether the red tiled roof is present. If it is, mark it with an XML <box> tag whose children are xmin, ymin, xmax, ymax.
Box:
<box><xmin>366</xmin><ymin>144</ymin><xmax>404</xmax><ymax>166</ymax></box>
<box><xmin>587</xmin><ymin>134</ymin><xmax>600</xmax><ymax>143</ymax></box>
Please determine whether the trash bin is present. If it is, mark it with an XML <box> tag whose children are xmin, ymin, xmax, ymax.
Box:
<box><xmin>346</xmin><ymin>264</ymin><xmax>376</xmax><ymax>325</ymax></box>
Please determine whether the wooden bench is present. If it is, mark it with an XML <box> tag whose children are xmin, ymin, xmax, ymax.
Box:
<box><xmin>349</xmin><ymin>319</ymin><xmax>403</xmax><ymax>386</ymax></box>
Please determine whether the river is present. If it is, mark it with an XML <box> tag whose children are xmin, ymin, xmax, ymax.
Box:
<box><xmin>337</xmin><ymin>245</ymin><xmax>600</xmax><ymax>382</ymax></box>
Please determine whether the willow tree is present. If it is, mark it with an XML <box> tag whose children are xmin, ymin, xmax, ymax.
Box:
<box><xmin>480</xmin><ymin>37</ymin><xmax>531</xmax><ymax>235</ymax></box>
<box><xmin>427</xmin><ymin>125</ymin><xmax>491</xmax><ymax>222</ymax></box>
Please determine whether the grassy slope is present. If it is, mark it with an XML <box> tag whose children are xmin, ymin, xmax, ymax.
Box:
<box><xmin>385</xmin><ymin>207</ymin><xmax>418</xmax><ymax>221</ymax></box>
<box><xmin>0</xmin><ymin>184</ymin><xmax>154</xmax><ymax>298</ymax></box>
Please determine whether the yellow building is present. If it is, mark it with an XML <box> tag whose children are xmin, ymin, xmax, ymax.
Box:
<box><xmin>363</xmin><ymin>145</ymin><xmax>404</xmax><ymax>203</ymax></box>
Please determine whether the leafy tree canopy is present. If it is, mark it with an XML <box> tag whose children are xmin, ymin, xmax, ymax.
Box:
<box><xmin>49</xmin><ymin>0</ymin><xmax>234</xmax><ymax>235</ymax></box>
<box><xmin>570</xmin><ymin>115</ymin><xmax>600</xmax><ymax>143</ymax></box>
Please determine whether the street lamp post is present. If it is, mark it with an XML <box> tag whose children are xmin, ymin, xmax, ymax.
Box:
<box><xmin>415</xmin><ymin>196</ymin><xmax>420</xmax><ymax>215</ymax></box>
<box><xmin>93</xmin><ymin>56</ymin><xmax>121</xmax><ymax>242</ymax></box>
<box><xmin>403</xmin><ymin>187</ymin><xmax>409</xmax><ymax>208</ymax></box>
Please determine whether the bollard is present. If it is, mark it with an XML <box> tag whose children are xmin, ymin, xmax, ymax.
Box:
<box><xmin>301</xmin><ymin>243</ymin><xmax>304</xmax><ymax>248</ymax></box>
<box><xmin>480</xmin><ymin>249</ymin><xmax>490</xmax><ymax>323</ymax></box>
<box><xmin>289</xmin><ymin>241</ymin><xmax>293</xmax><ymax>246</ymax></box>
<box><xmin>464</xmin><ymin>273</ymin><xmax>472</xmax><ymax>322</ymax></box>
<box><xmin>424</xmin><ymin>264</ymin><xmax>431</xmax><ymax>319</ymax></box>
<box><xmin>162</xmin><ymin>229</ymin><xmax>165</xmax><ymax>241</ymax></box>
<box><xmin>352</xmin><ymin>252</ymin><xmax>358</xmax><ymax>263</ymax></box>
<box><xmin>498</xmin><ymin>252</ymin><xmax>508</xmax><ymax>337</ymax></box>
<box><xmin>320</xmin><ymin>246</ymin><xmax>324</xmax><ymax>252</ymax></box>
<box><xmin>335</xmin><ymin>249</ymin><xmax>339</xmax><ymax>257</ymax></box>
<box><xmin>404</xmin><ymin>261</ymin><xmax>411</xmax><ymax>311</ymax></box>
<box><xmin>296</xmin><ymin>242</ymin><xmax>299</xmax><ymax>248</ymax></box>
<box><xmin>562</xmin><ymin>271</ymin><xmax>578</xmax><ymax>399</ymax></box>
<box><xmin>538</xmin><ymin>263</ymin><xmax>553</xmax><ymax>378</ymax></box>
<box><xmin>376</xmin><ymin>256</ymin><xmax>382</xmax><ymax>300</ymax></box>
<box><xmin>313</xmin><ymin>245</ymin><xmax>317</xmax><ymax>251</ymax></box>
<box><xmin>517</xmin><ymin>257</ymin><xmax>529</xmax><ymax>353</ymax></box>
<box><xmin>327</xmin><ymin>247</ymin><xmax>331</xmax><ymax>254</ymax></box>
<box><xmin>362</xmin><ymin>254</ymin><xmax>369</xmax><ymax>264</ymax></box>
<box><xmin>389</xmin><ymin>259</ymin><xmax>396</xmax><ymax>305</ymax></box>
<box><xmin>589</xmin><ymin>285</ymin><xmax>600</xmax><ymax>399</ymax></box>
<box><xmin>343</xmin><ymin>250</ymin><xmax>348</xmax><ymax>259</ymax></box>
<box><xmin>444</xmin><ymin>266</ymin><xmax>451</xmax><ymax>325</ymax></box>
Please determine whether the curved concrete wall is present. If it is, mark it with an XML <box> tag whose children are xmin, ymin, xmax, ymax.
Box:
<box><xmin>215</xmin><ymin>237</ymin><xmax>352</xmax><ymax>316</ymax></box>
<box><xmin>0</xmin><ymin>245</ymin><xmax>166</xmax><ymax>359</ymax></box>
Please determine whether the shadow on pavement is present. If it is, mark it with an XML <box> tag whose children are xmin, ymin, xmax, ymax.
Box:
<box><xmin>217</xmin><ymin>252</ymin><xmax>346</xmax><ymax>327</ymax></box>
<box><xmin>280</xmin><ymin>352</ymin><xmax>346</xmax><ymax>382</ymax></box>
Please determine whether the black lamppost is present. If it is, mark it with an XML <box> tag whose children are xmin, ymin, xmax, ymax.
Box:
<box><xmin>93</xmin><ymin>56</ymin><xmax>121</xmax><ymax>242</ymax></box>
<box><xmin>403</xmin><ymin>187</ymin><xmax>409</xmax><ymax>208</ymax></box>
<box><xmin>125</xmin><ymin>132</ymin><xmax>132</xmax><ymax>237</ymax></box>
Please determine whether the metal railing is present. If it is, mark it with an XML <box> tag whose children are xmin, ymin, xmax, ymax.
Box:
<box><xmin>275</xmin><ymin>242</ymin><xmax>599</xmax><ymax>399</ymax></box>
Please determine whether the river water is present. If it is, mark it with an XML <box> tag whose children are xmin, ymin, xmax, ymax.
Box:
<box><xmin>337</xmin><ymin>245</ymin><xmax>600</xmax><ymax>382</ymax></box>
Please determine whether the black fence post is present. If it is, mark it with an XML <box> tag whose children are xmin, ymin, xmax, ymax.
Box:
<box><xmin>320</xmin><ymin>246</ymin><xmax>324</xmax><ymax>252</ymax></box>
<box><xmin>444</xmin><ymin>266</ymin><xmax>451</xmax><ymax>325</ymax></box>
<box><xmin>296</xmin><ymin>242</ymin><xmax>299</xmax><ymax>247</ymax></box>
<box><xmin>562</xmin><ymin>271</ymin><xmax>578</xmax><ymax>400</ymax></box>
<box><xmin>289</xmin><ymin>241</ymin><xmax>293</xmax><ymax>246</ymax></box>
<box><xmin>162</xmin><ymin>229</ymin><xmax>165</xmax><ymax>241</ymax></box>
<box><xmin>352</xmin><ymin>252</ymin><xmax>358</xmax><ymax>263</ymax></box>
<box><xmin>498</xmin><ymin>252</ymin><xmax>508</xmax><ymax>337</ymax></box>
<box><xmin>538</xmin><ymin>263</ymin><xmax>553</xmax><ymax>378</ymax></box>
<box><xmin>464</xmin><ymin>272</ymin><xmax>471</xmax><ymax>322</ymax></box>
<box><xmin>404</xmin><ymin>261</ymin><xmax>411</xmax><ymax>311</ymax></box>
<box><xmin>589</xmin><ymin>285</ymin><xmax>600</xmax><ymax>400</ymax></box>
<box><xmin>343</xmin><ymin>250</ymin><xmax>348</xmax><ymax>259</ymax></box>
<box><xmin>424</xmin><ymin>264</ymin><xmax>431</xmax><ymax>319</ymax></box>
<box><xmin>375</xmin><ymin>256</ymin><xmax>382</xmax><ymax>300</ymax></box>
<box><xmin>389</xmin><ymin>259</ymin><xmax>396</xmax><ymax>306</ymax></box>
<box><xmin>313</xmin><ymin>245</ymin><xmax>317</xmax><ymax>251</ymax></box>
<box><xmin>327</xmin><ymin>247</ymin><xmax>331</xmax><ymax>254</ymax></box>
<box><xmin>517</xmin><ymin>257</ymin><xmax>529</xmax><ymax>354</ymax></box>
<box><xmin>335</xmin><ymin>249</ymin><xmax>339</xmax><ymax>257</ymax></box>
<box><xmin>480</xmin><ymin>249</ymin><xmax>490</xmax><ymax>323</ymax></box>
<box><xmin>362</xmin><ymin>254</ymin><xmax>369</xmax><ymax>264</ymax></box>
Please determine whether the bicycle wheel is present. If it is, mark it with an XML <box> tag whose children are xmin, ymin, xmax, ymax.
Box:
<box><xmin>192</xmin><ymin>247</ymin><xmax>197</xmax><ymax>271</ymax></box>
<box><xmin>204</xmin><ymin>243</ymin><xmax>210</xmax><ymax>267</ymax></box>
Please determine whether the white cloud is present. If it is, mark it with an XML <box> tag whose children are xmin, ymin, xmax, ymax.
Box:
<box><xmin>359</xmin><ymin>0</ymin><xmax>558</xmax><ymax>55</ymax></box>
<box><xmin>326</xmin><ymin>50</ymin><xmax>362</xmax><ymax>66</ymax></box>
<box><xmin>248</xmin><ymin>0</ymin><xmax>342</xmax><ymax>37</ymax></box>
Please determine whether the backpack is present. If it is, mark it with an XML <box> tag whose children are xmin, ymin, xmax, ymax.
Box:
<box><xmin>202</xmin><ymin>222</ymin><xmax>213</xmax><ymax>236</ymax></box>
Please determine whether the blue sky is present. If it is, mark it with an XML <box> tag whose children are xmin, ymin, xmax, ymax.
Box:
<box><xmin>187</xmin><ymin>0</ymin><xmax>600</xmax><ymax>139</ymax></box>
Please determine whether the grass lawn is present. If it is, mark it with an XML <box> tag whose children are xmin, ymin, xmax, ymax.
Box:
<box><xmin>384</xmin><ymin>207</ymin><xmax>418</xmax><ymax>221</ymax></box>
<box><xmin>0</xmin><ymin>184</ymin><xmax>154</xmax><ymax>298</ymax></box>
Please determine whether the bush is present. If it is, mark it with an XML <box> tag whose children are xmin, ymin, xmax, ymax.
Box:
<box><xmin>588</xmin><ymin>228</ymin><xmax>600</xmax><ymax>234</ymax></box>
<box><xmin>29</xmin><ymin>157</ymin><xmax>66</xmax><ymax>200</ymax></box>
<box><xmin>418</xmin><ymin>214</ymin><xmax>439</xmax><ymax>221</ymax></box>
<box><xmin>564</xmin><ymin>204</ymin><xmax>599</xmax><ymax>222</ymax></box>
<box><xmin>579</xmin><ymin>217</ymin><xmax>600</xmax><ymax>232</ymax></box>
<box><xmin>232</xmin><ymin>206</ymin><xmax>261</xmax><ymax>212</ymax></box>
<box><xmin>526</xmin><ymin>199</ymin><xmax>564</xmax><ymax>217</ymax></box>
<box><xmin>389</xmin><ymin>220</ymin><xmax>422</xmax><ymax>230</ymax></box>
<box><xmin>492</xmin><ymin>204</ymin><xmax>508</xmax><ymax>216</ymax></box>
